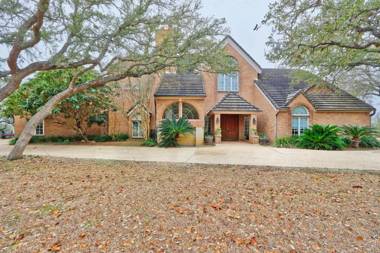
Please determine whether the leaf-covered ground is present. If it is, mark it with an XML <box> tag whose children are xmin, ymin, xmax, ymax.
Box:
<box><xmin>0</xmin><ymin>157</ymin><xmax>379</xmax><ymax>252</ymax></box>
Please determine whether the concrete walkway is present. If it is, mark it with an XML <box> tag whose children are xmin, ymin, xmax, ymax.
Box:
<box><xmin>1</xmin><ymin>139</ymin><xmax>380</xmax><ymax>171</ymax></box>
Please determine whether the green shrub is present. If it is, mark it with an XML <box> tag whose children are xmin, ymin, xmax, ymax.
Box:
<box><xmin>92</xmin><ymin>135</ymin><xmax>113</xmax><ymax>142</ymax></box>
<box><xmin>342</xmin><ymin>136</ymin><xmax>352</xmax><ymax>147</ymax></box>
<box><xmin>259</xmin><ymin>133</ymin><xmax>269</xmax><ymax>145</ymax></box>
<box><xmin>298</xmin><ymin>124</ymin><xmax>345</xmax><ymax>150</ymax></box>
<box><xmin>158</xmin><ymin>117</ymin><xmax>194</xmax><ymax>147</ymax></box>
<box><xmin>341</xmin><ymin>125</ymin><xmax>379</xmax><ymax>148</ymax></box>
<box><xmin>112</xmin><ymin>133</ymin><xmax>129</xmax><ymax>141</ymax></box>
<box><xmin>143</xmin><ymin>138</ymin><xmax>157</xmax><ymax>147</ymax></box>
<box><xmin>274</xmin><ymin>136</ymin><xmax>299</xmax><ymax>148</ymax></box>
<box><xmin>359</xmin><ymin>136</ymin><xmax>380</xmax><ymax>148</ymax></box>
<box><xmin>9</xmin><ymin>138</ymin><xmax>17</xmax><ymax>145</ymax></box>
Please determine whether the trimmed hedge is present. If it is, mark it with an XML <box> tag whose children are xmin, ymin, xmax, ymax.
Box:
<box><xmin>9</xmin><ymin>133</ymin><xmax>129</xmax><ymax>145</ymax></box>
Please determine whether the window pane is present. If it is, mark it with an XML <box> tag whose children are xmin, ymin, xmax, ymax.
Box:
<box><xmin>132</xmin><ymin>120</ymin><xmax>142</xmax><ymax>137</ymax></box>
<box><xmin>35</xmin><ymin>121</ymin><xmax>44</xmax><ymax>135</ymax></box>
<box><xmin>163</xmin><ymin>103</ymin><xmax>179</xmax><ymax>119</ymax></box>
<box><xmin>182</xmin><ymin>103</ymin><xmax>199</xmax><ymax>119</ymax></box>
<box><xmin>231</xmin><ymin>73</ymin><xmax>238</xmax><ymax>91</ymax></box>
<box><xmin>217</xmin><ymin>74</ymin><xmax>224</xmax><ymax>91</ymax></box>
<box><xmin>292</xmin><ymin>106</ymin><xmax>308</xmax><ymax>116</ymax></box>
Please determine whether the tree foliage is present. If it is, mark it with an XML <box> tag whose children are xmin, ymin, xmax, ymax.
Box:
<box><xmin>0</xmin><ymin>0</ymin><xmax>232</xmax><ymax>159</ymax></box>
<box><xmin>1</xmin><ymin>69</ymin><xmax>114</xmax><ymax>139</ymax></box>
<box><xmin>264</xmin><ymin>0</ymin><xmax>380</xmax><ymax>93</ymax></box>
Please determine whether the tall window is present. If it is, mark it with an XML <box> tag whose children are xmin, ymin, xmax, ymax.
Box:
<box><xmin>163</xmin><ymin>102</ymin><xmax>199</xmax><ymax>120</ymax></box>
<box><xmin>132</xmin><ymin>115</ymin><xmax>143</xmax><ymax>138</ymax></box>
<box><xmin>292</xmin><ymin>106</ymin><xmax>309</xmax><ymax>136</ymax></box>
<box><xmin>217</xmin><ymin>57</ymin><xmax>239</xmax><ymax>92</ymax></box>
<box><xmin>35</xmin><ymin>121</ymin><xmax>44</xmax><ymax>136</ymax></box>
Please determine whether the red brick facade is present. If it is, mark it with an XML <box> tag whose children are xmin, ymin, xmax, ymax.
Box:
<box><xmin>14</xmin><ymin>37</ymin><xmax>373</xmax><ymax>144</ymax></box>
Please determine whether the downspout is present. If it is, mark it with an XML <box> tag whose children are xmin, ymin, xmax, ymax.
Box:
<box><xmin>275</xmin><ymin>110</ymin><xmax>279</xmax><ymax>139</ymax></box>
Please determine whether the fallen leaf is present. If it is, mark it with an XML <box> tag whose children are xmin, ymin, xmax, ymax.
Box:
<box><xmin>49</xmin><ymin>242</ymin><xmax>61</xmax><ymax>252</ymax></box>
<box><xmin>356</xmin><ymin>236</ymin><xmax>364</xmax><ymax>241</ymax></box>
<box><xmin>352</xmin><ymin>185</ymin><xmax>363</xmax><ymax>189</ymax></box>
<box><xmin>248</xmin><ymin>236</ymin><xmax>257</xmax><ymax>246</ymax></box>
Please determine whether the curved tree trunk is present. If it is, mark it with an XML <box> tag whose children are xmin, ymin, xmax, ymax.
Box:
<box><xmin>7</xmin><ymin>89</ymin><xmax>73</xmax><ymax>160</ymax></box>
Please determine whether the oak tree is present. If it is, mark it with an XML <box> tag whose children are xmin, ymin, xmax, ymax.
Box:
<box><xmin>0</xmin><ymin>0</ymin><xmax>231</xmax><ymax>159</ymax></box>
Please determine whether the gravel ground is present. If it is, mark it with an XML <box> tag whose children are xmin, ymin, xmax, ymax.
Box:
<box><xmin>0</xmin><ymin>156</ymin><xmax>379</xmax><ymax>253</ymax></box>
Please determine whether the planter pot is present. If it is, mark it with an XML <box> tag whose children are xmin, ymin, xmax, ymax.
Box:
<box><xmin>352</xmin><ymin>139</ymin><xmax>360</xmax><ymax>148</ymax></box>
<box><xmin>259</xmin><ymin>138</ymin><xmax>269</xmax><ymax>145</ymax></box>
<box><xmin>215</xmin><ymin>135</ymin><xmax>222</xmax><ymax>144</ymax></box>
<box><xmin>204</xmin><ymin>135</ymin><xmax>214</xmax><ymax>145</ymax></box>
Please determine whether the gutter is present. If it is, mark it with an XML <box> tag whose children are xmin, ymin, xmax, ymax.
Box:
<box><xmin>370</xmin><ymin>108</ymin><xmax>377</xmax><ymax>117</ymax></box>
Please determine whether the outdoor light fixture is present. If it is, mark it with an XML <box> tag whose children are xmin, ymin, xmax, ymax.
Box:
<box><xmin>216</xmin><ymin>116</ymin><xmax>220</xmax><ymax>124</ymax></box>
<box><xmin>252</xmin><ymin>117</ymin><xmax>256</xmax><ymax>125</ymax></box>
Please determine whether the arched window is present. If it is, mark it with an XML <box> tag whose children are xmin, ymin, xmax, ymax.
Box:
<box><xmin>182</xmin><ymin>103</ymin><xmax>199</xmax><ymax>119</ymax></box>
<box><xmin>163</xmin><ymin>102</ymin><xmax>199</xmax><ymax>120</ymax></box>
<box><xmin>292</xmin><ymin>106</ymin><xmax>309</xmax><ymax>136</ymax></box>
<box><xmin>217</xmin><ymin>57</ymin><xmax>239</xmax><ymax>92</ymax></box>
<box><xmin>163</xmin><ymin>103</ymin><xmax>179</xmax><ymax>120</ymax></box>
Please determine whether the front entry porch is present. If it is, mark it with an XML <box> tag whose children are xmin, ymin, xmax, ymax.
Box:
<box><xmin>208</xmin><ymin>93</ymin><xmax>261</xmax><ymax>144</ymax></box>
<box><xmin>208</xmin><ymin>112</ymin><xmax>259</xmax><ymax>144</ymax></box>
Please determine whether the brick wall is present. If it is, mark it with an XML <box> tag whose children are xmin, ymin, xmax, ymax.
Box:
<box><xmin>276</xmin><ymin>94</ymin><xmax>371</xmax><ymax>138</ymax></box>
<box><xmin>14</xmin><ymin>116</ymin><xmax>106</xmax><ymax>137</ymax></box>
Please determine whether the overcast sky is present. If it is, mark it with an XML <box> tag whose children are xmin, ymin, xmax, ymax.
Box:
<box><xmin>202</xmin><ymin>0</ymin><xmax>275</xmax><ymax>68</ymax></box>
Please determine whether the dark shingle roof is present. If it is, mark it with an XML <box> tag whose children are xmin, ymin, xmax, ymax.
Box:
<box><xmin>306</xmin><ymin>91</ymin><xmax>374</xmax><ymax>111</ymax></box>
<box><xmin>256</xmin><ymin>69</ymin><xmax>308</xmax><ymax>108</ymax></box>
<box><xmin>256</xmin><ymin>68</ymin><xmax>374</xmax><ymax>111</ymax></box>
<box><xmin>155</xmin><ymin>73</ymin><xmax>205</xmax><ymax>97</ymax></box>
<box><xmin>211</xmin><ymin>93</ymin><xmax>261</xmax><ymax>112</ymax></box>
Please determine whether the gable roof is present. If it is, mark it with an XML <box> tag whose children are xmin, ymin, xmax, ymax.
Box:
<box><xmin>127</xmin><ymin>103</ymin><xmax>150</xmax><ymax>117</ymax></box>
<box><xmin>222</xmin><ymin>36</ymin><xmax>262</xmax><ymax>74</ymax></box>
<box><xmin>211</xmin><ymin>93</ymin><xmax>261</xmax><ymax>112</ymax></box>
<box><xmin>256</xmin><ymin>68</ymin><xmax>374</xmax><ymax>112</ymax></box>
<box><xmin>155</xmin><ymin>73</ymin><xmax>205</xmax><ymax>97</ymax></box>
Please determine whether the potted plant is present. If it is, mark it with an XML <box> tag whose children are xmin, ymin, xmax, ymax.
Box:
<box><xmin>259</xmin><ymin>132</ymin><xmax>269</xmax><ymax>145</ymax></box>
<box><xmin>214</xmin><ymin>128</ymin><xmax>222</xmax><ymax>144</ymax></box>
<box><xmin>341</xmin><ymin>125</ymin><xmax>379</xmax><ymax>148</ymax></box>
<box><xmin>204</xmin><ymin>134</ymin><xmax>214</xmax><ymax>145</ymax></box>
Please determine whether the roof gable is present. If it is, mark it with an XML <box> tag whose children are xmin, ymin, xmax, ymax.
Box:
<box><xmin>222</xmin><ymin>36</ymin><xmax>262</xmax><ymax>74</ymax></box>
<box><xmin>211</xmin><ymin>93</ymin><xmax>261</xmax><ymax>112</ymax></box>
<box><xmin>256</xmin><ymin>68</ymin><xmax>374</xmax><ymax>112</ymax></box>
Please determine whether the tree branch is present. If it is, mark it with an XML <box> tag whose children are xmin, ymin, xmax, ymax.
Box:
<box><xmin>7</xmin><ymin>0</ymin><xmax>50</xmax><ymax>73</ymax></box>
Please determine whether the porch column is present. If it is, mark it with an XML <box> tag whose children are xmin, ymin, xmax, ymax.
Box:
<box><xmin>249</xmin><ymin>114</ymin><xmax>259</xmax><ymax>144</ymax></box>
<box><xmin>214</xmin><ymin>113</ymin><xmax>221</xmax><ymax>144</ymax></box>
<box><xmin>178</xmin><ymin>99</ymin><xmax>183</xmax><ymax>118</ymax></box>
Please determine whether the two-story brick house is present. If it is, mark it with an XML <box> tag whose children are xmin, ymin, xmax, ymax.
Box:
<box><xmin>14</xmin><ymin>36</ymin><xmax>375</xmax><ymax>145</ymax></box>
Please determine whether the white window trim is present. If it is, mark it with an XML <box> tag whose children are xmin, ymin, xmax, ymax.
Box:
<box><xmin>34</xmin><ymin>120</ymin><xmax>45</xmax><ymax>136</ymax></box>
<box><xmin>132</xmin><ymin>120</ymin><xmax>143</xmax><ymax>138</ymax></box>
<box><xmin>292</xmin><ymin>116</ymin><xmax>309</xmax><ymax>136</ymax></box>
<box><xmin>217</xmin><ymin>72</ymin><xmax>239</xmax><ymax>92</ymax></box>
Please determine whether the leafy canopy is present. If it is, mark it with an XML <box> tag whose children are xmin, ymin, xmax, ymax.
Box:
<box><xmin>0</xmin><ymin>69</ymin><xmax>107</xmax><ymax>118</ymax></box>
<box><xmin>264</xmin><ymin>0</ymin><xmax>380</xmax><ymax>92</ymax></box>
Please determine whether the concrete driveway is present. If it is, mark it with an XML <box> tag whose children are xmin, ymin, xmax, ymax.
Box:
<box><xmin>1</xmin><ymin>139</ymin><xmax>380</xmax><ymax>171</ymax></box>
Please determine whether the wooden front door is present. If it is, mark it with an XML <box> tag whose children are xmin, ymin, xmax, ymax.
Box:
<box><xmin>221</xmin><ymin>114</ymin><xmax>239</xmax><ymax>141</ymax></box>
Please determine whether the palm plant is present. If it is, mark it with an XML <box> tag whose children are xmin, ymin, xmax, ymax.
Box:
<box><xmin>298</xmin><ymin>124</ymin><xmax>345</xmax><ymax>150</ymax></box>
<box><xmin>158</xmin><ymin>117</ymin><xmax>194</xmax><ymax>147</ymax></box>
<box><xmin>341</xmin><ymin>125</ymin><xmax>379</xmax><ymax>148</ymax></box>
